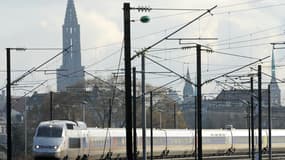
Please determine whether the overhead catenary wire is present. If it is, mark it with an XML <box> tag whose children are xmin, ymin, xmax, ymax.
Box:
<box><xmin>11</xmin><ymin>46</ymin><xmax>71</xmax><ymax>85</ymax></box>
<box><xmin>208</xmin><ymin>24</ymin><xmax>285</xmax><ymax>46</ymax></box>
<box><xmin>78</xmin><ymin>3</ymin><xmax>285</xmax><ymax>53</ymax></box>
<box><xmin>136</xmin><ymin>77</ymin><xmax>182</xmax><ymax>99</ymax></box>
<box><xmin>215</xmin><ymin>3</ymin><xmax>285</xmax><ymax>15</ymax></box>
<box><xmin>212</xmin><ymin>50</ymin><xmax>260</xmax><ymax>60</ymax></box>
<box><xmin>218</xmin><ymin>0</ymin><xmax>267</xmax><ymax>9</ymax></box>
<box><xmin>19</xmin><ymin>80</ymin><xmax>48</xmax><ymax>97</ymax></box>
<box><xmin>147</xmin><ymin>46</ymin><xmax>261</xmax><ymax>60</ymax></box>
<box><xmin>6</xmin><ymin>0</ymin><xmax>282</xmax><ymax>100</ymax></box>
<box><xmin>85</xmin><ymin>48</ymin><xmax>122</xmax><ymax>69</ymax></box>
<box><xmin>75</xmin><ymin>6</ymin><xmax>285</xmax><ymax>58</ymax></box>
<box><xmin>144</xmin><ymin>55</ymin><xmax>196</xmax><ymax>86</ymax></box>
<box><xmin>215</xmin><ymin>80</ymin><xmax>242</xmax><ymax>90</ymax></box>
<box><xmin>250</xmin><ymin>67</ymin><xmax>285</xmax><ymax>83</ymax></box>
<box><xmin>203</xmin><ymin>56</ymin><xmax>270</xmax><ymax>85</ymax></box>
<box><xmin>0</xmin><ymin>47</ymin><xmax>71</xmax><ymax>92</ymax></box>
<box><xmin>131</xmin><ymin>5</ymin><xmax>217</xmax><ymax>60</ymax></box>
<box><xmin>5</xmin><ymin>44</ymin><xmax>264</xmax><ymax>94</ymax></box>
<box><xmin>224</xmin><ymin>75</ymin><xmax>251</xmax><ymax>90</ymax></box>
<box><xmin>100</xmin><ymin>39</ymin><xmax>124</xmax><ymax>157</ymax></box>
<box><xmin>21</xmin><ymin>46</ymin><xmax>122</xmax><ymax>94</ymax></box>
<box><xmin>136</xmin><ymin>49</ymin><xmax>260</xmax><ymax>80</ymax></box>
<box><xmin>210</xmin><ymin>32</ymin><xmax>285</xmax><ymax>47</ymax></box>
<box><xmin>214</xmin><ymin>42</ymin><xmax>271</xmax><ymax>50</ymax></box>
<box><xmin>46</xmin><ymin>47</ymin><xmax>123</xmax><ymax>89</ymax></box>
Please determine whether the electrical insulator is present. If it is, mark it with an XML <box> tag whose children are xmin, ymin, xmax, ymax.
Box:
<box><xmin>137</xmin><ymin>6</ymin><xmax>152</xmax><ymax>12</ymax></box>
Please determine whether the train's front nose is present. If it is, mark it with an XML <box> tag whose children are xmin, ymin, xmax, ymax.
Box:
<box><xmin>33</xmin><ymin>137</ymin><xmax>64</xmax><ymax>158</ymax></box>
<box><xmin>33</xmin><ymin>125</ymin><xmax>64</xmax><ymax>159</ymax></box>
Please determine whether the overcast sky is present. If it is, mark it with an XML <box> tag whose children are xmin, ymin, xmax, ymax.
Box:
<box><xmin>1</xmin><ymin>0</ymin><xmax>285</xmax><ymax>103</ymax></box>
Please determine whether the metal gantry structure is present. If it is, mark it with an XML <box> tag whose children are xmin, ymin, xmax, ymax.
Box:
<box><xmin>122</xmin><ymin>3</ymin><xmax>273</xmax><ymax>160</ymax></box>
<box><xmin>123</xmin><ymin>3</ymin><xmax>217</xmax><ymax>160</ymax></box>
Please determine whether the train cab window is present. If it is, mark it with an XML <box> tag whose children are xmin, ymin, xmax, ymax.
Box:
<box><xmin>66</xmin><ymin>123</ymin><xmax>74</xmax><ymax>130</ymax></box>
<box><xmin>37</xmin><ymin>126</ymin><xmax>63</xmax><ymax>137</ymax></box>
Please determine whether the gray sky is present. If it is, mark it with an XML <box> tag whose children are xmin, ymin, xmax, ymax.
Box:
<box><xmin>1</xmin><ymin>0</ymin><xmax>285</xmax><ymax>103</ymax></box>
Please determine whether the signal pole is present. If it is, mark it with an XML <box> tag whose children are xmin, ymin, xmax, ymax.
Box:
<box><xmin>251</xmin><ymin>77</ymin><xmax>255</xmax><ymax>160</ymax></box>
<box><xmin>196</xmin><ymin>44</ymin><xmax>202</xmax><ymax>160</ymax></box>
<box><xmin>6</xmin><ymin>47</ymin><xmax>26</xmax><ymax>160</ymax></box>
<box><xmin>50</xmin><ymin>91</ymin><xmax>53</xmax><ymax>120</ymax></box>
<box><xmin>174</xmin><ymin>103</ymin><xmax>176</xmax><ymax>129</ymax></box>
<box><xmin>268</xmin><ymin>84</ymin><xmax>272</xmax><ymax>160</ymax></box>
<box><xmin>150</xmin><ymin>91</ymin><xmax>153</xmax><ymax>160</ymax></box>
<box><xmin>141</xmin><ymin>53</ymin><xmax>146</xmax><ymax>160</ymax></box>
<box><xmin>133</xmin><ymin>67</ymin><xmax>137</xmax><ymax>160</ymax></box>
<box><xmin>258</xmin><ymin>65</ymin><xmax>262</xmax><ymax>160</ymax></box>
<box><xmin>6</xmin><ymin>48</ymin><xmax>12</xmax><ymax>160</ymax></box>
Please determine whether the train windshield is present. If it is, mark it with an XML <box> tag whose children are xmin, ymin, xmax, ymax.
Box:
<box><xmin>36</xmin><ymin>126</ymin><xmax>63</xmax><ymax>137</ymax></box>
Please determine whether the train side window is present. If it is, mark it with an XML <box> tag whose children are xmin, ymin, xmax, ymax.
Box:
<box><xmin>69</xmin><ymin>138</ymin><xmax>81</xmax><ymax>148</ymax></box>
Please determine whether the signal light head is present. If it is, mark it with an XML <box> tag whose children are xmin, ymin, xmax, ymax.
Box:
<box><xmin>140</xmin><ymin>16</ymin><xmax>150</xmax><ymax>23</ymax></box>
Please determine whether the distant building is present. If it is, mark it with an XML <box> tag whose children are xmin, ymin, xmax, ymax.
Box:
<box><xmin>0</xmin><ymin>91</ymin><xmax>5</xmax><ymax>111</ymax></box>
<box><xmin>180</xmin><ymin>50</ymin><xmax>282</xmax><ymax>128</ymax></box>
<box><xmin>167</xmin><ymin>89</ymin><xmax>182</xmax><ymax>104</ymax></box>
<box><xmin>56</xmin><ymin>0</ymin><xmax>85</xmax><ymax>92</ymax></box>
<box><xmin>270</xmin><ymin>49</ymin><xmax>281</xmax><ymax>107</ymax></box>
<box><xmin>183</xmin><ymin>68</ymin><xmax>194</xmax><ymax>103</ymax></box>
<box><xmin>215</xmin><ymin>89</ymin><xmax>269</xmax><ymax>106</ymax></box>
<box><xmin>0</xmin><ymin>117</ymin><xmax>6</xmax><ymax>159</ymax></box>
<box><xmin>0</xmin><ymin>118</ymin><xmax>5</xmax><ymax>135</ymax></box>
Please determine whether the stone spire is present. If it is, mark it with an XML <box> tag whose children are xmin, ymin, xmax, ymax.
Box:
<box><xmin>183</xmin><ymin>68</ymin><xmax>194</xmax><ymax>103</ymax></box>
<box><xmin>270</xmin><ymin>49</ymin><xmax>281</xmax><ymax>107</ymax></box>
<box><xmin>64</xmin><ymin>0</ymin><xmax>78</xmax><ymax>26</ymax></box>
<box><xmin>271</xmin><ymin>49</ymin><xmax>276</xmax><ymax>82</ymax></box>
<box><xmin>56</xmin><ymin>0</ymin><xmax>85</xmax><ymax>92</ymax></box>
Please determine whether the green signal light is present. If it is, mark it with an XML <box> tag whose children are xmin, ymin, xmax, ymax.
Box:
<box><xmin>140</xmin><ymin>16</ymin><xmax>150</xmax><ymax>23</ymax></box>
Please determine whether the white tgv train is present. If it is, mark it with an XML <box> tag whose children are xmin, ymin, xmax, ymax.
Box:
<box><xmin>33</xmin><ymin>120</ymin><xmax>285</xmax><ymax>160</ymax></box>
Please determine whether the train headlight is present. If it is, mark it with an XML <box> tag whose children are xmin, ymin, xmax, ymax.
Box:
<box><xmin>35</xmin><ymin>145</ymin><xmax>39</xmax><ymax>149</ymax></box>
<box><xmin>54</xmin><ymin>145</ymin><xmax>58</xmax><ymax>150</ymax></box>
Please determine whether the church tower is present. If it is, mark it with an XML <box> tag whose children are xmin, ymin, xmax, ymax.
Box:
<box><xmin>183</xmin><ymin>68</ymin><xmax>194</xmax><ymax>103</ymax></box>
<box><xmin>270</xmin><ymin>49</ymin><xmax>281</xmax><ymax>107</ymax></box>
<box><xmin>57</xmin><ymin>0</ymin><xmax>85</xmax><ymax>92</ymax></box>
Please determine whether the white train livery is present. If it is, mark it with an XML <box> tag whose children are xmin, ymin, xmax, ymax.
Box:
<box><xmin>33</xmin><ymin>120</ymin><xmax>285</xmax><ymax>160</ymax></box>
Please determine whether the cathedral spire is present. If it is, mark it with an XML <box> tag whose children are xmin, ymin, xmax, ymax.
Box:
<box><xmin>270</xmin><ymin>48</ymin><xmax>281</xmax><ymax>107</ymax></box>
<box><xmin>57</xmin><ymin>0</ymin><xmax>84</xmax><ymax>92</ymax></box>
<box><xmin>271</xmin><ymin>49</ymin><xmax>276</xmax><ymax>82</ymax></box>
<box><xmin>183</xmin><ymin>67</ymin><xmax>194</xmax><ymax>103</ymax></box>
<box><xmin>64</xmin><ymin>0</ymin><xmax>78</xmax><ymax>26</ymax></box>
<box><xmin>186</xmin><ymin>68</ymin><xmax>190</xmax><ymax>80</ymax></box>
